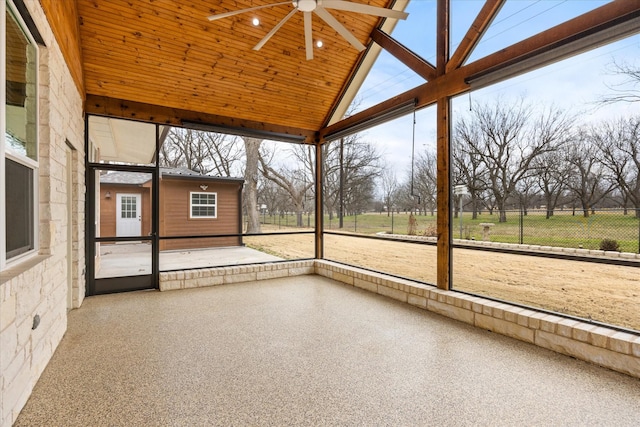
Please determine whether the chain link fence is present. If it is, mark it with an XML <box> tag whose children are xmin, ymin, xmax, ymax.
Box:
<box><xmin>455</xmin><ymin>208</ymin><xmax>640</xmax><ymax>254</ymax></box>
<box><xmin>247</xmin><ymin>208</ymin><xmax>640</xmax><ymax>253</ymax></box>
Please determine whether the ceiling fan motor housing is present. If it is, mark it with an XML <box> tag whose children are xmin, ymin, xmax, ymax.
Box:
<box><xmin>295</xmin><ymin>0</ymin><xmax>318</xmax><ymax>12</ymax></box>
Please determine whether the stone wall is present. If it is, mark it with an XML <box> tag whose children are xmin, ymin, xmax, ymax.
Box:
<box><xmin>0</xmin><ymin>1</ymin><xmax>85</xmax><ymax>425</ymax></box>
<box><xmin>159</xmin><ymin>261</ymin><xmax>316</xmax><ymax>291</ymax></box>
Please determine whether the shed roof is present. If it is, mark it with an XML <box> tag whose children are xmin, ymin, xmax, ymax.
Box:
<box><xmin>100</xmin><ymin>168</ymin><xmax>244</xmax><ymax>185</ymax></box>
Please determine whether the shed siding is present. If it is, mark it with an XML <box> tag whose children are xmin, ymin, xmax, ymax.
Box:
<box><xmin>99</xmin><ymin>185</ymin><xmax>151</xmax><ymax>238</ymax></box>
<box><xmin>159</xmin><ymin>178</ymin><xmax>242</xmax><ymax>250</ymax></box>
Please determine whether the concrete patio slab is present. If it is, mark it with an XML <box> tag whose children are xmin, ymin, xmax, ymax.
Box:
<box><xmin>96</xmin><ymin>243</ymin><xmax>282</xmax><ymax>278</ymax></box>
<box><xmin>15</xmin><ymin>275</ymin><xmax>640</xmax><ymax>426</ymax></box>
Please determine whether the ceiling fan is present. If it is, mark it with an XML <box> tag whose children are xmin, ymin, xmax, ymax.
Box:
<box><xmin>207</xmin><ymin>0</ymin><xmax>409</xmax><ymax>60</ymax></box>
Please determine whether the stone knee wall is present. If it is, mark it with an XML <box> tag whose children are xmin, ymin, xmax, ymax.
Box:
<box><xmin>0</xmin><ymin>1</ymin><xmax>85</xmax><ymax>425</ymax></box>
<box><xmin>159</xmin><ymin>261</ymin><xmax>315</xmax><ymax>291</ymax></box>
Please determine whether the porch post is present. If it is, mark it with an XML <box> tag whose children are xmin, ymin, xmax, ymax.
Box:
<box><xmin>436</xmin><ymin>0</ymin><xmax>451</xmax><ymax>290</ymax></box>
<box><xmin>315</xmin><ymin>141</ymin><xmax>324</xmax><ymax>259</ymax></box>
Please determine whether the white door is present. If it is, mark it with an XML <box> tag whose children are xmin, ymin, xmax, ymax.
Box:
<box><xmin>116</xmin><ymin>193</ymin><xmax>142</xmax><ymax>237</ymax></box>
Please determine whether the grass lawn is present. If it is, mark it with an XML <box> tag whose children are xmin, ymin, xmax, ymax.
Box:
<box><xmin>255</xmin><ymin>210</ymin><xmax>640</xmax><ymax>253</ymax></box>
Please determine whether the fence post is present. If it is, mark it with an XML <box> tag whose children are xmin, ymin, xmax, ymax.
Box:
<box><xmin>392</xmin><ymin>210</ymin><xmax>394</xmax><ymax>234</ymax></box>
<box><xmin>519</xmin><ymin>207</ymin><xmax>524</xmax><ymax>245</ymax></box>
<box><xmin>355</xmin><ymin>214</ymin><xmax>357</xmax><ymax>233</ymax></box>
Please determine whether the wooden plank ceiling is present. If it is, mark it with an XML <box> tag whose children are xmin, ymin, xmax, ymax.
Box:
<box><xmin>75</xmin><ymin>0</ymin><xmax>399</xmax><ymax>137</ymax></box>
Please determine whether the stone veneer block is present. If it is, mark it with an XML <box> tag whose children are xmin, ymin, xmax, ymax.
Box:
<box><xmin>571</xmin><ymin>323</ymin><xmax>598</xmax><ymax>343</ymax></box>
<box><xmin>490</xmin><ymin>303</ymin><xmax>511</xmax><ymax>320</ymax></box>
<box><xmin>475</xmin><ymin>313</ymin><xmax>535</xmax><ymax>343</ymax></box>
<box><xmin>332</xmin><ymin>272</ymin><xmax>354</xmax><ymax>285</ymax></box>
<box><xmin>556</xmin><ymin>319</ymin><xmax>581</xmax><ymax>338</ymax></box>
<box><xmin>427</xmin><ymin>299</ymin><xmax>474</xmax><ymax>325</ymax></box>
<box><xmin>503</xmin><ymin>307</ymin><xmax>524</xmax><ymax>323</ymax></box>
<box><xmin>535</xmin><ymin>330</ymin><xmax>640</xmax><ymax>378</ymax></box>
<box><xmin>539</xmin><ymin>314</ymin><xmax>563</xmax><ymax>333</ymax></box>
<box><xmin>608</xmin><ymin>332</ymin><xmax>634</xmax><ymax>355</ymax></box>
<box><xmin>315</xmin><ymin>267</ymin><xmax>332</xmax><ymax>278</ymax></box>
<box><xmin>256</xmin><ymin>269</ymin><xmax>290</xmax><ymax>281</ymax></box>
<box><xmin>377</xmin><ymin>286</ymin><xmax>407</xmax><ymax>303</ymax></box>
<box><xmin>160</xmin><ymin>280</ymin><xmax>182</xmax><ymax>291</ymax></box>
<box><xmin>223</xmin><ymin>272</ymin><xmax>257</xmax><ymax>284</ymax></box>
<box><xmin>632</xmin><ymin>336</ymin><xmax>640</xmax><ymax>357</ymax></box>
<box><xmin>589</xmin><ymin>326</ymin><xmax>616</xmax><ymax>349</ymax></box>
<box><xmin>517</xmin><ymin>309</ymin><xmax>539</xmax><ymax>327</ymax></box>
<box><xmin>354</xmin><ymin>278</ymin><xmax>377</xmax><ymax>293</ymax></box>
<box><xmin>527</xmin><ymin>311</ymin><xmax>547</xmax><ymax>330</ymax></box>
<box><xmin>408</xmin><ymin>294</ymin><xmax>427</xmax><ymax>309</ymax></box>
<box><xmin>288</xmin><ymin>266</ymin><xmax>314</xmax><ymax>276</ymax></box>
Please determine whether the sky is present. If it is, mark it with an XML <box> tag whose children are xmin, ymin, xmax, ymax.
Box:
<box><xmin>343</xmin><ymin>0</ymin><xmax>639</xmax><ymax>176</ymax></box>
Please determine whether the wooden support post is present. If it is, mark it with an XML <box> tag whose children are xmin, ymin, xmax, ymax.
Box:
<box><xmin>315</xmin><ymin>142</ymin><xmax>324</xmax><ymax>259</ymax></box>
<box><xmin>436</xmin><ymin>98</ymin><xmax>451</xmax><ymax>290</ymax></box>
<box><xmin>436</xmin><ymin>0</ymin><xmax>451</xmax><ymax>290</ymax></box>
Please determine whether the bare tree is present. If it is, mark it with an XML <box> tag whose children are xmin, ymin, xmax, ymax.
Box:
<box><xmin>532</xmin><ymin>149</ymin><xmax>572</xmax><ymax>218</ymax></box>
<box><xmin>453</xmin><ymin>122</ymin><xmax>488</xmax><ymax>219</ymax></box>
<box><xmin>592</xmin><ymin>116</ymin><xmax>640</xmax><ymax>218</ymax></box>
<box><xmin>598</xmin><ymin>59</ymin><xmax>640</xmax><ymax>105</ymax></box>
<box><xmin>160</xmin><ymin>128</ymin><xmax>241</xmax><ymax>176</ymax></box>
<box><xmin>259</xmin><ymin>143</ymin><xmax>315</xmax><ymax>227</ymax></box>
<box><xmin>457</xmin><ymin>99</ymin><xmax>571</xmax><ymax>222</ymax></box>
<box><xmin>201</xmin><ymin>132</ymin><xmax>243</xmax><ymax>176</ymax></box>
<box><xmin>258</xmin><ymin>179</ymin><xmax>289</xmax><ymax>219</ymax></box>
<box><xmin>514</xmin><ymin>174</ymin><xmax>538</xmax><ymax>215</ymax></box>
<box><xmin>243</xmin><ymin>137</ymin><xmax>263</xmax><ymax>233</ymax></box>
<box><xmin>412</xmin><ymin>150</ymin><xmax>438</xmax><ymax>215</ymax></box>
<box><xmin>323</xmin><ymin>134</ymin><xmax>381</xmax><ymax>221</ymax></box>
<box><xmin>380</xmin><ymin>165</ymin><xmax>398</xmax><ymax>216</ymax></box>
<box><xmin>565</xmin><ymin>129</ymin><xmax>614</xmax><ymax>217</ymax></box>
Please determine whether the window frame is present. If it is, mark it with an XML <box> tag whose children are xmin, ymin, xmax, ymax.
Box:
<box><xmin>1</xmin><ymin>0</ymin><xmax>39</xmax><ymax>270</ymax></box>
<box><xmin>189</xmin><ymin>191</ymin><xmax>217</xmax><ymax>219</ymax></box>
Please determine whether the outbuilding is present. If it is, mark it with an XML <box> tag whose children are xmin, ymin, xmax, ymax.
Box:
<box><xmin>99</xmin><ymin>168</ymin><xmax>244</xmax><ymax>250</ymax></box>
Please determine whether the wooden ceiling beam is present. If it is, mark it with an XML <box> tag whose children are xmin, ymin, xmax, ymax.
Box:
<box><xmin>446</xmin><ymin>0</ymin><xmax>505</xmax><ymax>73</ymax></box>
<box><xmin>85</xmin><ymin>95</ymin><xmax>318</xmax><ymax>144</ymax></box>
<box><xmin>465</xmin><ymin>0</ymin><xmax>640</xmax><ymax>85</ymax></box>
<box><xmin>320</xmin><ymin>0</ymin><xmax>640</xmax><ymax>141</ymax></box>
<box><xmin>371</xmin><ymin>28</ymin><xmax>437</xmax><ymax>81</ymax></box>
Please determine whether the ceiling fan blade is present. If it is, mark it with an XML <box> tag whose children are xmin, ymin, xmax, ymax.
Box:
<box><xmin>322</xmin><ymin>1</ymin><xmax>408</xmax><ymax>20</ymax></box>
<box><xmin>253</xmin><ymin>8</ymin><xmax>299</xmax><ymax>51</ymax></box>
<box><xmin>314</xmin><ymin>6</ymin><xmax>365</xmax><ymax>52</ymax></box>
<box><xmin>304</xmin><ymin>11</ymin><xmax>313</xmax><ymax>60</ymax></box>
<box><xmin>207</xmin><ymin>1</ymin><xmax>291</xmax><ymax>21</ymax></box>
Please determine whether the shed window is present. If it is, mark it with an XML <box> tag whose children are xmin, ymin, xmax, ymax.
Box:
<box><xmin>190</xmin><ymin>192</ymin><xmax>217</xmax><ymax>218</ymax></box>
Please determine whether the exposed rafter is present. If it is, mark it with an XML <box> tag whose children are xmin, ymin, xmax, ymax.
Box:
<box><xmin>371</xmin><ymin>28</ymin><xmax>436</xmax><ymax>81</ymax></box>
<box><xmin>446</xmin><ymin>0</ymin><xmax>505</xmax><ymax>72</ymax></box>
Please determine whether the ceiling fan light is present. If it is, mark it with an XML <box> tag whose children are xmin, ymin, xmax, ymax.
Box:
<box><xmin>296</xmin><ymin>0</ymin><xmax>316</xmax><ymax>13</ymax></box>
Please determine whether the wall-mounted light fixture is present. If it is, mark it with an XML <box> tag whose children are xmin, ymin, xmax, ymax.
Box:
<box><xmin>105</xmin><ymin>191</ymin><xmax>111</xmax><ymax>199</ymax></box>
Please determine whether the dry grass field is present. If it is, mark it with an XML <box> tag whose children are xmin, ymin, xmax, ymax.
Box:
<box><xmin>245</xmin><ymin>231</ymin><xmax>640</xmax><ymax>331</ymax></box>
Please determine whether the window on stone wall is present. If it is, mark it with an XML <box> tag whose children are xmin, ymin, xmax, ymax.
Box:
<box><xmin>2</xmin><ymin>1</ymin><xmax>39</xmax><ymax>268</ymax></box>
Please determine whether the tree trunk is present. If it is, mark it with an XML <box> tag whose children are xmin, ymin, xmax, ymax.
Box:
<box><xmin>243</xmin><ymin>137</ymin><xmax>262</xmax><ymax>233</ymax></box>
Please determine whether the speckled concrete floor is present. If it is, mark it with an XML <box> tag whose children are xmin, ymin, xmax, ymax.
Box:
<box><xmin>15</xmin><ymin>276</ymin><xmax>640</xmax><ymax>426</ymax></box>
